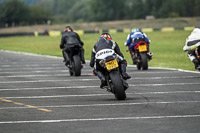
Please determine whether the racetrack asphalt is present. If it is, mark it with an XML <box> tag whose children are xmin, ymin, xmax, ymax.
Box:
<box><xmin>0</xmin><ymin>50</ymin><xmax>200</xmax><ymax>133</ymax></box>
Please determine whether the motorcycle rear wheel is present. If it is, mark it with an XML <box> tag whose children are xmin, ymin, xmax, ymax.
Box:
<box><xmin>70</xmin><ymin>55</ymin><xmax>81</xmax><ymax>76</ymax></box>
<box><xmin>140</xmin><ymin>52</ymin><xmax>148</xmax><ymax>70</ymax></box>
<box><xmin>109</xmin><ymin>71</ymin><xmax>126</xmax><ymax>100</ymax></box>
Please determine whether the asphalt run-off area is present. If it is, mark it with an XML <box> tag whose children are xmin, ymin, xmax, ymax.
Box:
<box><xmin>0</xmin><ymin>50</ymin><xmax>200</xmax><ymax>133</ymax></box>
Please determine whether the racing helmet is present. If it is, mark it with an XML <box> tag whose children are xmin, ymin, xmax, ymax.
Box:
<box><xmin>64</xmin><ymin>26</ymin><xmax>73</xmax><ymax>32</ymax></box>
<box><xmin>101</xmin><ymin>33</ymin><xmax>112</xmax><ymax>40</ymax></box>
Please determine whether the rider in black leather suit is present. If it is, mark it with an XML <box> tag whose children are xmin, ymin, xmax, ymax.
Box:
<box><xmin>90</xmin><ymin>33</ymin><xmax>131</xmax><ymax>88</ymax></box>
<box><xmin>60</xmin><ymin>26</ymin><xmax>85</xmax><ymax>65</ymax></box>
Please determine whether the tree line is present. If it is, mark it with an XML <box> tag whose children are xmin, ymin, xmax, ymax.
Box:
<box><xmin>0</xmin><ymin>0</ymin><xmax>200</xmax><ymax>27</ymax></box>
<box><xmin>0</xmin><ymin>0</ymin><xmax>51</xmax><ymax>27</ymax></box>
<box><xmin>89</xmin><ymin>0</ymin><xmax>200</xmax><ymax>21</ymax></box>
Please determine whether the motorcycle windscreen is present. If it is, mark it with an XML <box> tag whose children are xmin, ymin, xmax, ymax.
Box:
<box><xmin>95</xmin><ymin>49</ymin><xmax>115</xmax><ymax>59</ymax></box>
<box><xmin>138</xmin><ymin>45</ymin><xmax>147</xmax><ymax>52</ymax></box>
<box><xmin>105</xmin><ymin>59</ymin><xmax>119</xmax><ymax>70</ymax></box>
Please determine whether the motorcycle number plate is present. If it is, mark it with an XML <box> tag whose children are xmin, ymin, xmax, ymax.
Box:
<box><xmin>105</xmin><ymin>60</ymin><xmax>118</xmax><ymax>70</ymax></box>
<box><xmin>138</xmin><ymin>45</ymin><xmax>147</xmax><ymax>52</ymax></box>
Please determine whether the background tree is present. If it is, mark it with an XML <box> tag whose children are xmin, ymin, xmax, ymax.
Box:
<box><xmin>89</xmin><ymin>0</ymin><xmax>126</xmax><ymax>21</ymax></box>
<box><xmin>29</xmin><ymin>6</ymin><xmax>52</xmax><ymax>25</ymax></box>
<box><xmin>0</xmin><ymin>0</ymin><xmax>53</xmax><ymax>27</ymax></box>
<box><xmin>1</xmin><ymin>0</ymin><xmax>29</xmax><ymax>26</ymax></box>
<box><xmin>0</xmin><ymin>3</ymin><xmax>3</xmax><ymax>26</ymax></box>
<box><xmin>126</xmin><ymin>0</ymin><xmax>145</xmax><ymax>19</ymax></box>
<box><xmin>1</xmin><ymin>0</ymin><xmax>200</xmax><ymax>27</ymax></box>
<box><xmin>194</xmin><ymin>0</ymin><xmax>200</xmax><ymax>16</ymax></box>
<box><xmin>67</xmin><ymin>0</ymin><xmax>90</xmax><ymax>22</ymax></box>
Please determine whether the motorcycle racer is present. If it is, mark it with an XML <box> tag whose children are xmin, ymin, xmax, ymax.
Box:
<box><xmin>60</xmin><ymin>26</ymin><xmax>85</xmax><ymax>65</ymax></box>
<box><xmin>90</xmin><ymin>33</ymin><xmax>131</xmax><ymax>88</ymax></box>
<box><xmin>125</xmin><ymin>28</ymin><xmax>152</xmax><ymax>63</ymax></box>
<box><xmin>183</xmin><ymin>28</ymin><xmax>200</xmax><ymax>70</ymax></box>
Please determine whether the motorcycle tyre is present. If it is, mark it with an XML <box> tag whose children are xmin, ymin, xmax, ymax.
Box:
<box><xmin>72</xmin><ymin>55</ymin><xmax>81</xmax><ymax>76</ymax></box>
<box><xmin>140</xmin><ymin>52</ymin><xmax>148</xmax><ymax>70</ymax></box>
<box><xmin>109</xmin><ymin>71</ymin><xmax>126</xmax><ymax>100</ymax></box>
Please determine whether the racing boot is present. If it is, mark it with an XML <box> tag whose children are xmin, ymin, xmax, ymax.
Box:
<box><xmin>93</xmin><ymin>69</ymin><xmax>107</xmax><ymax>88</ymax></box>
<box><xmin>120</xmin><ymin>63</ymin><xmax>131</xmax><ymax>80</ymax></box>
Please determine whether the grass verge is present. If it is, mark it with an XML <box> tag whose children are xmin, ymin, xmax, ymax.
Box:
<box><xmin>0</xmin><ymin>30</ymin><xmax>196</xmax><ymax>71</ymax></box>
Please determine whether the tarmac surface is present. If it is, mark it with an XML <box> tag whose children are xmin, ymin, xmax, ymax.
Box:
<box><xmin>0</xmin><ymin>50</ymin><xmax>200</xmax><ymax>133</ymax></box>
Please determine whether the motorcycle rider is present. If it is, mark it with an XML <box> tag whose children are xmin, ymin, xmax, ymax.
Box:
<box><xmin>183</xmin><ymin>28</ymin><xmax>200</xmax><ymax>70</ymax></box>
<box><xmin>125</xmin><ymin>28</ymin><xmax>152</xmax><ymax>64</ymax></box>
<box><xmin>60</xmin><ymin>26</ymin><xmax>85</xmax><ymax>65</ymax></box>
<box><xmin>90</xmin><ymin>33</ymin><xmax>131</xmax><ymax>88</ymax></box>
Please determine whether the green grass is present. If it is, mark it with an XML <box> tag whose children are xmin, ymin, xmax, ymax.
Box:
<box><xmin>0</xmin><ymin>30</ymin><xmax>196</xmax><ymax>71</ymax></box>
<box><xmin>0</xmin><ymin>36</ymin><xmax>61</xmax><ymax>56</ymax></box>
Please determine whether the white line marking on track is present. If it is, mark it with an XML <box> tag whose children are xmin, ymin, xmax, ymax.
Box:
<box><xmin>0</xmin><ymin>67</ymin><xmax>68</xmax><ymax>70</ymax></box>
<box><xmin>1</xmin><ymin>74</ymin><xmax>199</xmax><ymax>79</ymax></box>
<box><xmin>0</xmin><ymin>76</ymin><xmax>200</xmax><ymax>83</ymax></box>
<box><xmin>129</xmin><ymin>82</ymin><xmax>200</xmax><ymax>86</ymax></box>
<box><xmin>0</xmin><ymin>79</ymin><xmax>98</xmax><ymax>83</ymax></box>
<box><xmin>1</xmin><ymin>94</ymin><xmax>112</xmax><ymax>99</ymax></box>
<box><xmin>128</xmin><ymin>71</ymin><xmax>181</xmax><ymax>74</ymax></box>
<box><xmin>134</xmin><ymin>90</ymin><xmax>200</xmax><ymax>94</ymax></box>
<box><xmin>0</xmin><ymin>74</ymin><xmax>93</xmax><ymax>78</ymax></box>
<box><xmin>0</xmin><ymin>70</ymin><xmax>92</xmax><ymax>74</ymax></box>
<box><xmin>0</xmin><ymin>82</ymin><xmax>200</xmax><ymax>91</ymax></box>
<box><xmin>0</xmin><ymin>67</ymin><xmax>93</xmax><ymax>71</ymax></box>
<box><xmin>0</xmin><ymin>70</ymin><xmax>180</xmax><ymax>75</ymax></box>
<box><xmin>0</xmin><ymin>115</ymin><xmax>200</xmax><ymax>124</ymax></box>
<box><xmin>0</xmin><ymin>100</ymin><xmax>200</xmax><ymax>110</ymax></box>
<box><xmin>0</xmin><ymin>86</ymin><xmax>99</xmax><ymax>91</ymax></box>
<box><xmin>0</xmin><ymin>64</ymin><xmax>62</xmax><ymax>67</ymax></box>
<box><xmin>2</xmin><ymin>90</ymin><xmax>200</xmax><ymax>99</ymax></box>
<box><xmin>0</xmin><ymin>70</ymin><xmax>68</xmax><ymax>74</ymax></box>
<box><xmin>0</xmin><ymin>74</ymin><xmax>67</xmax><ymax>78</ymax></box>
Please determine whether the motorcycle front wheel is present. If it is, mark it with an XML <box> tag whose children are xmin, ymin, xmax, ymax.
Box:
<box><xmin>109</xmin><ymin>71</ymin><xmax>126</xmax><ymax>100</ymax></box>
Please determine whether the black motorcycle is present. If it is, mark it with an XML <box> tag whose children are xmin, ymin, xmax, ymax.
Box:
<box><xmin>98</xmin><ymin>53</ymin><xmax>128</xmax><ymax>100</ymax></box>
<box><xmin>64</xmin><ymin>44</ymin><xmax>82</xmax><ymax>76</ymax></box>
